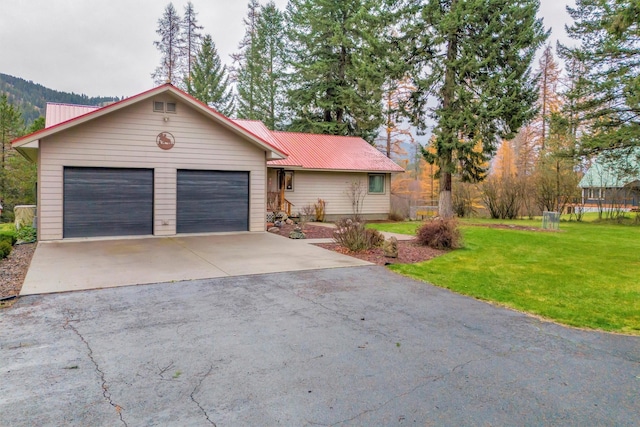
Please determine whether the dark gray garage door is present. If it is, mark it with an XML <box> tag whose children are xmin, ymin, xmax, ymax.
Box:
<box><xmin>63</xmin><ymin>167</ymin><xmax>154</xmax><ymax>238</ymax></box>
<box><xmin>177</xmin><ymin>170</ymin><xmax>249</xmax><ymax>233</ymax></box>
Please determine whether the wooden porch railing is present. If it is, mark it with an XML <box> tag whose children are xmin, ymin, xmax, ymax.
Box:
<box><xmin>268</xmin><ymin>192</ymin><xmax>295</xmax><ymax>216</ymax></box>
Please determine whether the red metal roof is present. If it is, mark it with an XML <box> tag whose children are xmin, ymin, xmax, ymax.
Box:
<box><xmin>45</xmin><ymin>103</ymin><xmax>100</xmax><ymax>127</ymax></box>
<box><xmin>232</xmin><ymin>119</ymin><xmax>285</xmax><ymax>151</ymax></box>
<box><xmin>267</xmin><ymin>131</ymin><xmax>404</xmax><ymax>172</ymax></box>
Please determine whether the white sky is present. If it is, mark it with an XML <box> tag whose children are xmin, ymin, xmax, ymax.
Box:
<box><xmin>0</xmin><ymin>0</ymin><xmax>574</xmax><ymax>98</ymax></box>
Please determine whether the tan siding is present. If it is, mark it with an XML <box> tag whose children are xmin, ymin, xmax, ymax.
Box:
<box><xmin>279</xmin><ymin>171</ymin><xmax>390</xmax><ymax>217</ymax></box>
<box><xmin>38</xmin><ymin>94</ymin><xmax>266</xmax><ymax>240</ymax></box>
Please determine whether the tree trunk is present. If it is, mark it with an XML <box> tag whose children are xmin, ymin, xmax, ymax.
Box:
<box><xmin>439</xmin><ymin>171</ymin><xmax>453</xmax><ymax>218</ymax></box>
<box><xmin>437</xmin><ymin>4</ymin><xmax>458</xmax><ymax>220</ymax></box>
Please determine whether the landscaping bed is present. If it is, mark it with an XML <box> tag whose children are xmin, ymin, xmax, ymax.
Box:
<box><xmin>271</xmin><ymin>222</ymin><xmax>444</xmax><ymax>266</ymax></box>
<box><xmin>0</xmin><ymin>243</ymin><xmax>36</xmax><ymax>306</ymax></box>
<box><xmin>316</xmin><ymin>241</ymin><xmax>444</xmax><ymax>266</ymax></box>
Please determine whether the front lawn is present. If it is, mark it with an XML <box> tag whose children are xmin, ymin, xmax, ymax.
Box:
<box><xmin>370</xmin><ymin>220</ymin><xmax>640</xmax><ymax>334</ymax></box>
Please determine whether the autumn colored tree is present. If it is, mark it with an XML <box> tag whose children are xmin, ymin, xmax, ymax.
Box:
<box><xmin>376</xmin><ymin>76</ymin><xmax>416</xmax><ymax>159</ymax></box>
<box><xmin>535</xmin><ymin>112</ymin><xmax>581</xmax><ymax>212</ymax></box>
<box><xmin>493</xmin><ymin>140</ymin><xmax>517</xmax><ymax>179</ymax></box>
<box><xmin>535</xmin><ymin>44</ymin><xmax>563</xmax><ymax>151</ymax></box>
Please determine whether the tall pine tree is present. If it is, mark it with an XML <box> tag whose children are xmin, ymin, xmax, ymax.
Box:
<box><xmin>405</xmin><ymin>0</ymin><xmax>547</xmax><ymax>218</ymax></box>
<box><xmin>285</xmin><ymin>0</ymin><xmax>398</xmax><ymax>142</ymax></box>
<box><xmin>0</xmin><ymin>94</ymin><xmax>24</xmax><ymax>196</ymax></box>
<box><xmin>182</xmin><ymin>2</ymin><xmax>204</xmax><ymax>85</ymax></box>
<box><xmin>186</xmin><ymin>34</ymin><xmax>235</xmax><ymax>116</ymax></box>
<box><xmin>234</xmin><ymin>0</ymin><xmax>262</xmax><ymax>120</ymax></box>
<box><xmin>235</xmin><ymin>1</ymin><xmax>288</xmax><ymax>129</ymax></box>
<box><xmin>152</xmin><ymin>3</ymin><xmax>185</xmax><ymax>85</ymax></box>
<box><xmin>561</xmin><ymin>0</ymin><xmax>640</xmax><ymax>153</ymax></box>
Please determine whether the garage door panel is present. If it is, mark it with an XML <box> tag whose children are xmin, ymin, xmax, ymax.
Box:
<box><xmin>64</xmin><ymin>167</ymin><xmax>153</xmax><ymax>238</ymax></box>
<box><xmin>177</xmin><ymin>170</ymin><xmax>249</xmax><ymax>233</ymax></box>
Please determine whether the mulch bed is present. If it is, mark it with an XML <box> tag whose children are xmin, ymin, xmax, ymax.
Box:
<box><xmin>270</xmin><ymin>223</ymin><xmax>445</xmax><ymax>266</ymax></box>
<box><xmin>270</xmin><ymin>223</ymin><xmax>337</xmax><ymax>239</ymax></box>
<box><xmin>316</xmin><ymin>241</ymin><xmax>445</xmax><ymax>266</ymax></box>
<box><xmin>0</xmin><ymin>243</ymin><xmax>36</xmax><ymax>307</ymax></box>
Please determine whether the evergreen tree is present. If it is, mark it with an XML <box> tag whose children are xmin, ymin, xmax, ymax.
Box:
<box><xmin>182</xmin><ymin>2</ymin><xmax>204</xmax><ymax>85</ymax></box>
<box><xmin>152</xmin><ymin>3</ymin><xmax>185</xmax><ymax>85</ymax></box>
<box><xmin>28</xmin><ymin>117</ymin><xmax>45</xmax><ymax>133</ymax></box>
<box><xmin>234</xmin><ymin>0</ymin><xmax>262</xmax><ymax>121</ymax></box>
<box><xmin>561</xmin><ymin>0</ymin><xmax>640</xmax><ymax>153</ymax></box>
<box><xmin>235</xmin><ymin>1</ymin><xmax>288</xmax><ymax>129</ymax></box>
<box><xmin>186</xmin><ymin>34</ymin><xmax>235</xmax><ymax>116</ymax></box>
<box><xmin>0</xmin><ymin>94</ymin><xmax>24</xmax><ymax>196</ymax></box>
<box><xmin>405</xmin><ymin>0</ymin><xmax>547</xmax><ymax>218</ymax></box>
<box><xmin>285</xmin><ymin>0</ymin><xmax>398</xmax><ymax>142</ymax></box>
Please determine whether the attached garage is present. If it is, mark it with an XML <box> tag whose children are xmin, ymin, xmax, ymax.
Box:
<box><xmin>63</xmin><ymin>167</ymin><xmax>154</xmax><ymax>238</ymax></box>
<box><xmin>11</xmin><ymin>84</ymin><xmax>287</xmax><ymax>241</ymax></box>
<box><xmin>177</xmin><ymin>170</ymin><xmax>249</xmax><ymax>233</ymax></box>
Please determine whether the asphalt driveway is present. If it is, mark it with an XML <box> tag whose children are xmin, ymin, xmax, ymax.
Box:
<box><xmin>1</xmin><ymin>266</ymin><xmax>638</xmax><ymax>426</ymax></box>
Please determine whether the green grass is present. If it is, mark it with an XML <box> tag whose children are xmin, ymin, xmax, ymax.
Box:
<box><xmin>370</xmin><ymin>219</ymin><xmax>640</xmax><ymax>334</ymax></box>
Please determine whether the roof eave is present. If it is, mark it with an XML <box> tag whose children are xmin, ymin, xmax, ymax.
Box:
<box><xmin>12</xmin><ymin>84</ymin><xmax>288</xmax><ymax>159</ymax></box>
<box><xmin>15</xmin><ymin>145</ymin><xmax>38</xmax><ymax>163</ymax></box>
<box><xmin>266</xmin><ymin>164</ymin><xmax>404</xmax><ymax>173</ymax></box>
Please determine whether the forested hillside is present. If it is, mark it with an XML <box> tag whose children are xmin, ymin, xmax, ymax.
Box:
<box><xmin>0</xmin><ymin>73</ymin><xmax>118</xmax><ymax>125</ymax></box>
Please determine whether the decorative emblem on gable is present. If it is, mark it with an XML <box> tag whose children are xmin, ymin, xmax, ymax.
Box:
<box><xmin>156</xmin><ymin>132</ymin><xmax>175</xmax><ymax>150</ymax></box>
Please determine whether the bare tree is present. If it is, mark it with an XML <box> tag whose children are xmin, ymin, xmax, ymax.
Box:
<box><xmin>152</xmin><ymin>3</ymin><xmax>184</xmax><ymax>85</ymax></box>
<box><xmin>345</xmin><ymin>180</ymin><xmax>367</xmax><ymax>221</ymax></box>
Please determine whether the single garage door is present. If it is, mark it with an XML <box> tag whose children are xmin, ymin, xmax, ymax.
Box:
<box><xmin>177</xmin><ymin>170</ymin><xmax>249</xmax><ymax>233</ymax></box>
<box><xmin>63</xmin><ymin>167</ymin><xmax>154</xmax><ymax>238</ymax></box>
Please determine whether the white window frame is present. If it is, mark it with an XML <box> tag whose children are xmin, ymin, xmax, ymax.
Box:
<box><xmin>368</xmin><ymin>173</ymin><xmax>385</xmax><ymax>194</ymax></box>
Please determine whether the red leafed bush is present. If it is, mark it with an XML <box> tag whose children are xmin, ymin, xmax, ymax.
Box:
<box><xmin>416</xmin><ymin>218</ymin><xmax>462</xmax><ymax>250</ymax></box>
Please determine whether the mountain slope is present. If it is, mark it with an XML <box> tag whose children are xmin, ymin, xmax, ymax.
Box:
<box><xmin>0</xmin><ymin>73</ymin><xmax>119</xmax><ymax>125</ymax></box>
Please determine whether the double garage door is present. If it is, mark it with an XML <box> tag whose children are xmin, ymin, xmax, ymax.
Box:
<box><xmin>63</xmin><ymin>167</ymin><xmax>249</xmax><ymax>238</ymax></box>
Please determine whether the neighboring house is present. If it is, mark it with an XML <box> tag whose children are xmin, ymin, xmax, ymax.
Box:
<box><xmin>579</xmin><ymin>150</ymin><xmax>640</xmax><ymax>210</ymax></box>
<box><xmin>12</xmin><ymin>84</ymin><xmax>403</xmax><ymax>241</ymax></box>
<box><xmin>234</xmin><ymin>120</ymin><xmax>403</xmax><ymax>221</ymax></box>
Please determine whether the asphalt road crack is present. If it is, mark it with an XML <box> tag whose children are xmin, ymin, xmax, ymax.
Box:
<box><xmin>313</xmin><ymin>356</ymin><xmax>493</xmax><ymax>426</ymax></box>
<box><xmin>190</xmin><ymin>365</ymin><xmax>217</xmax><ymax>426</ymax></box>
<box><xmin>64</xmin><ymin>319</ymin><xmax>128</xmax><ymax>427</ymax></box>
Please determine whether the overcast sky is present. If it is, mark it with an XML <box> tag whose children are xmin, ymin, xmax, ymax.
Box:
<box><xmin>0</xmin><ymin>0</ymin><xmax>574</xmax><ymax>98</ymax></box>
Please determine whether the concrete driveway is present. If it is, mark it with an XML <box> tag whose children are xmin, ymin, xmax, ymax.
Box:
<box><xmin>1</xmin><ymin>266</ymin><xmax>638</xmax><ymax>426</ymax></box>
<box><xmin>20</xmin><ymin>232</ymin><xmax>370</xmax><ymax>295</ymax></box>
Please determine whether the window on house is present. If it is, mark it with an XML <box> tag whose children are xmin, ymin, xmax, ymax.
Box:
<box><xmin>368</xmin><ymin>174</ymin><xmax>385</xmax><ymax>194</ymax></box>
<box><xmin>587</xmin><ymin>188</ymin><xmax>604</xmax><ymax>200</ymax></box>
<box><xmin>284</xmin><ymin>171</ymin><xmax>294</xmax><ymax>191</ymax></box>
<box><xmin>153</xmin><ymin>101</ymin><xmax>177</xmax><ymax>113</ymax></box>
<box><xmin>278</xmin><ymin>170</ymin><xmax>294</xmax><ymax>192</ymax></box>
